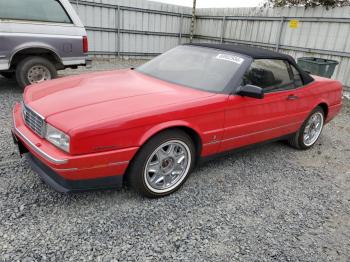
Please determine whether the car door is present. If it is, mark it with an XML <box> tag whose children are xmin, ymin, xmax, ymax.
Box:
<box><xmin>220</xmin><ymin>58</ymin><xmax>306</xmax><ymax>152</ymax></box>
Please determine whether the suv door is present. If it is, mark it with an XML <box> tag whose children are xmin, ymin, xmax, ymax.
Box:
<box><xmin>221</xmin><ymin>59</ymin><xmax>306</xmax><ymax>152</ymax></box>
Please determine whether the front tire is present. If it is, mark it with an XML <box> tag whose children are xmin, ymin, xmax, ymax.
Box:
<box><xmin>288</xmin><ymin>106</ymin><xmax>325</xmax><ymax>149</ymax></box>
<box><xmin>127</xmin><ymin>129</ymin><xmax>196</xmax><ymax>198</ymax></box>
<box><xmin>15</xmin><ymin>56</ymin><xmax>57</xmax><ymax>89</ymax></box>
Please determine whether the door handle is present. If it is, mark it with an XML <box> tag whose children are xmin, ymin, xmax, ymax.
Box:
<box><xmin>287</xmin><ymin>94</ymin><xmax>299</xmax><ymax>100</ymax></box>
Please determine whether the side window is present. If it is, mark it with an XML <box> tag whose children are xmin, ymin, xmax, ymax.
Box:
<box><xmin>244</xmin><ymin>59</ymin><xmax>295</xmax><ymax>93</ymax></box>
<box><xmin>291</xmin><ymin>65</ymin><xmax>304</xmax><ymax>87</ymax></box>
<box><xmin>0</xmin><ymin>0</ymin><xmax>72</xmax><ymax>24</ymax></box>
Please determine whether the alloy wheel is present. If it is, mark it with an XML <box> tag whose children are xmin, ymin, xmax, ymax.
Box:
<box><xmin>144</xmin><ymin>140</ymin><xmax>192</xmax><ymax>193</ymax></box>
<box><xmin>303</xmin><ymin>111</ymin><xmax>324</xmax><ymax>146</ymax></box>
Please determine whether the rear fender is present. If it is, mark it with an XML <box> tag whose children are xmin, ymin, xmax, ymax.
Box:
<box><xmin>10</xmin><ymin>43</ymin><xmax>62</xmax><ymax>65</ymax></box>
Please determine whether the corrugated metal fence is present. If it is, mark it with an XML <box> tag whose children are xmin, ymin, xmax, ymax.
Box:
<box><xmin>71</xmin><ymin>0</ymin><xmax>192</xmax><ymax>56</ymax></box>
<box><xmin>72</xmin><ymin>1</ymin><xmax>350</xmax><ymax>86</ymax></box>
<box><xmin>195</xmin><ymin>7</ymin><xmax>350</xmax><ymax>87</ymax></box>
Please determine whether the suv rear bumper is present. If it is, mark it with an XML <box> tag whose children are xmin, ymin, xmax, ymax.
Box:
<box><xmin>85</xmin><ymin>57</ymin><xmax>92</xmax><ymax>68</ymax></box>
<box><xmin>62</xmin><ymin>56</ymin><xmax>92</xmax><ymax>68</ymax></box>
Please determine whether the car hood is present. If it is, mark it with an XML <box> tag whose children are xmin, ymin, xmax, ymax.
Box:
<box><xmin>24</xmin><ymin>69</ymin><xmax>215</xmax><ymax>132</ymax></box>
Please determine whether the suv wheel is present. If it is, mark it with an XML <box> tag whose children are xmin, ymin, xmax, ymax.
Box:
<box><xmin>16</xmin><ymin>56</ymin><xmax>57</xmax><ymax>89</ymax></box>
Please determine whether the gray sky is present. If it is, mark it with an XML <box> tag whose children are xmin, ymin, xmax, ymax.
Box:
<box><xmin>150</xmin><ymin>0</ymin><xmax>263</xmax><ymax>8</ymax></box>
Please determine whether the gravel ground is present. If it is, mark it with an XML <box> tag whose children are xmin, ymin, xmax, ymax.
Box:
<box><xmin>0</xmin><ymin>60</ymin><xmax>349</xmax><ymax>261</ymax></box>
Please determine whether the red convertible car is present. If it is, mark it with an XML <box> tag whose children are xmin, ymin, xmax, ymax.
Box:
<box><xmin>12</xmin><ymin>44</ymin><xmax>342</xmax><ymax>197</ymax></box>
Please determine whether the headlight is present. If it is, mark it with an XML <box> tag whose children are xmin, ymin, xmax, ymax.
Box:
<box><xmin>45</xmin><ymin>124</ymin><xmax>70</xmax><ymax>153</ymax></box>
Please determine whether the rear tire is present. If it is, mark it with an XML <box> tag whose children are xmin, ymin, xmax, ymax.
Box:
<box><xmin>288</xmin><ymin>106</ymin><xmax>325</xmax><ymax>150</ymax></box>
<box><xmin>127</xmin><ymin>129</ymin><xmax>196</xmax><ymax>198</ymax></box>
<box><xmin>15</xmin><ymin>56</ymin><xmax>57</xmax><ymax>89</ymax></box>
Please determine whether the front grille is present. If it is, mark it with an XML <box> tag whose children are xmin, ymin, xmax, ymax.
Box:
<box><xmin>22</xmin><ymin>104</ymin><xmax>45</xmax><ymax>137</ymax></box>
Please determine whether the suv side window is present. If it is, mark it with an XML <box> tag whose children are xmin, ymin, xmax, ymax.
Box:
<box><xmin>243</xmin><ymin>59</ymin><xmax>296</xmax><ymax>93</ymax></box>
<box><xmin>0</xmin><ymin>0</ymin><xmax>72</xmax><ymax>24</ymax></box>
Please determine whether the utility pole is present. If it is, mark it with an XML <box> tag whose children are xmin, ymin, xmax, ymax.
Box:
<box><xmin>189</xmin><ymin>0</ymin><xmax>196</xmax><ymax>43</ymax></box>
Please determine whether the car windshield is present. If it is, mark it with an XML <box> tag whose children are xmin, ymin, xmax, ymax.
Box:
<box><xmin>136</xmin><ymin>45</ymin><xmax>245</xmax><ymax>92</ymax></box>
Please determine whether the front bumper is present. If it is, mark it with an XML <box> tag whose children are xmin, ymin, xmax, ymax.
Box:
<box><xmin>12</xmin><ymin>102</ymin><xmax>139</xmax><ymax>192</ymax></box>
<box><xmin>26</xmin><ymin>153</ymin><xmax>123</xmax><ymax>192</ymax></box>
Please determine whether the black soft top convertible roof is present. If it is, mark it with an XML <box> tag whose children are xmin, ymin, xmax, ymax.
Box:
<box><xmin>186</xmin><ymin>43</ymin><xmax>314</xmax><ymax>85</ymax></box>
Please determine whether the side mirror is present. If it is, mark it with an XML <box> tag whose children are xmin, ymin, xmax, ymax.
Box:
<box><xmin>236</xmin><ymin>84</ymin><xmax>264</xmax><ymax>99</ymax></box>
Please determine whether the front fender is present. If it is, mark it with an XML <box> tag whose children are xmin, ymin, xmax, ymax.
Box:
<box><xmin>138</xmin><ymin>120</ymin><xmax>203</xmax><ymax>146</ymax></box>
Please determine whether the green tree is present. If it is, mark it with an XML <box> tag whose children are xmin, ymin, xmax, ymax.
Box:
<box><xmin>266</xmin><ymin>0</ymin><xmax>350</xmax><ymax>8</ymax></box>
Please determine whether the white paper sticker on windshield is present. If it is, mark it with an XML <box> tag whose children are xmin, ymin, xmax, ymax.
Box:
<box><xmin>216</xmin><ymin>54</ymin><xmax>244</xmax><ymax>64</ymax></box>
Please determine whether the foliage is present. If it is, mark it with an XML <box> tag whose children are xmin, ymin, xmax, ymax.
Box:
<box><xmin>265</xmin><ymin>0</ymin><xmax>350</xmax><ymax>8</ymax></box>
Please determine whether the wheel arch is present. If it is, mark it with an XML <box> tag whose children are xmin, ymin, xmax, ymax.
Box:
<box><xmin>10</xmin><ymin>46</ymin><xmax>63</xmax><ymax>70</ymax></box>
<box><xmin>138</xmin><ymin>122</ymin><xmax>203</xmax><ymax>158</ymax></box>
<box><xmin>317</xmin><ymin>102</ymin><xmax>329</xmax><ymax>119</ymax></box>
<box><xmin>123</xmin><ymin>122</ymin><xmax>203</xmax><ymax>184</ymax></box>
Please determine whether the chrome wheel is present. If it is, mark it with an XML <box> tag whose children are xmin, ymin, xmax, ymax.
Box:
<box><xmin>144</xmin><ymin>140</ymin><xmax>191</xmax><ymax>193</ymax></box>
<box><xmin>27</xmin><ymin>65</ymin><xmax>51</xmax><ymax>84</ymax></box>
<box><xmin>303</xmin><ymin>111</ymin><xmax>324</xmax><ymax>146</ymax></box>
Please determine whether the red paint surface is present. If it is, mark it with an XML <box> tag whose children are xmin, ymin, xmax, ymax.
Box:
<box><xmin>14</xmin><ymin>70</ymin><xmax>343</xmax><ymax>180</ymax></box>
